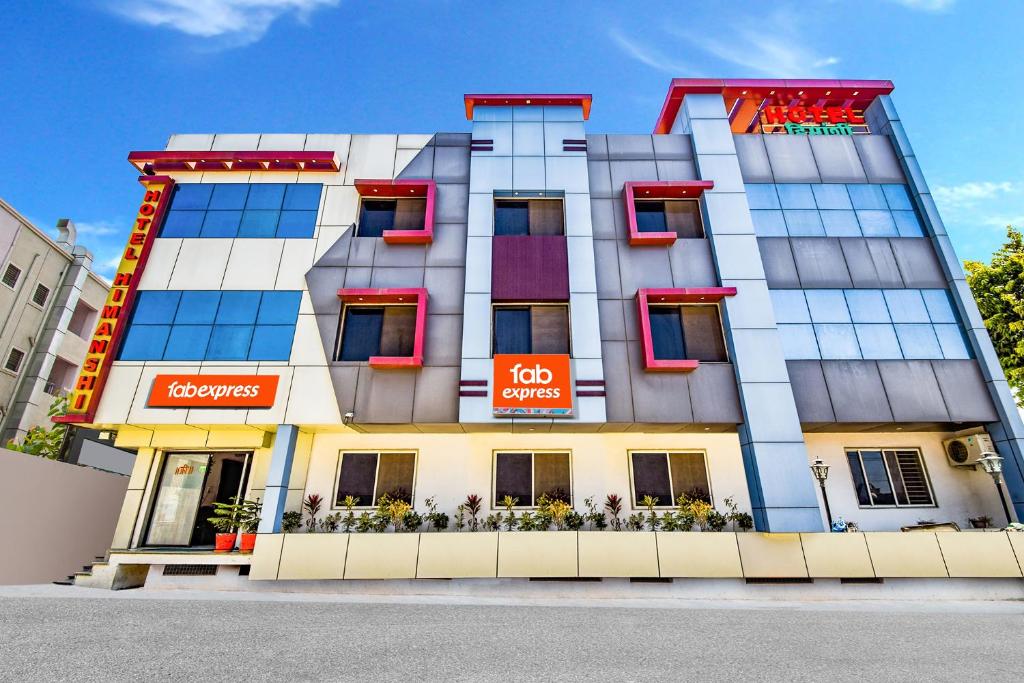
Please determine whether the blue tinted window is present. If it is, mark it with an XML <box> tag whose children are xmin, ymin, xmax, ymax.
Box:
<box><xmin>777</xmin><ymin>324</ymin><xmax>820</xmax><ymax>359</ymax></box>
<box><xmin>776</xmin><ymin>184</ymin><xmax>816</xmax><ymax>209</ymax></box>
<box><xmin>884</xmin><ymin>290</ymin><xmax>929</xmax><ymax>323</ymax></box>
<box><xmin>806</xmin><ymin>290</ymin><xmax>850</xmax><ymax>323</ymax></box>
<box><xmin>783</xmin><ymin>210</ymin><xmax>824</xmax><ymax>236</ymax></box>
<box><xmin>246</xmin><ymin>184</ymin><xmax>286</xmax><ymax>210</ymax></box>
<box><xmin>163</xmin><ymin>325</ymin><xmax>212</xmax><ymax>360</ymax></box>
<box><xmin>238</xmin><ymin>210</ymin><xmax>280</xmax><ymax>238</ymax></box>
<box><xmin>635</xmin><ymin>202</ymin><xmax>668</xmax><ymax>233</ymax></box>
<box><xmin>648</xmin><ymin>307</ymin><xmax>685</xmax><ymax>360</ymax></box>
<box><xmin>820</xmin><ymin>210</ymin><xmax>860</xmax><ymax>236</ymax></box>
<box><xmin>257</xmin><ymin>291</ymin><xmax>301</xmax><ymax>324</ymax></box>
<box><xmin>857</xmin><ymin>210</ymin><xmax>898</xmax><ymax>236</ymax></box>
<box><xmin>933</xmin><ymin>324</ymin><xmax>971</xmax><ymax>359</ymax></box>
<box><xmin>882</xmin><ymin>184</ymin><xmax>913</xmax><ymax>210</ymax></box>
<box><xmin>119</xmin><ymin>325</ymin><xmax>171</xmax><ymax>360</ymax></box>
<box><xmin>208</xmin><ymin>184</ymin><xmax>249</xmax><ymax>210</ymax></box>
<box><xmin>493</xmin><ymin>201</ymin><xmax>528</xmax><ymax>236</ymax></box>
<box><xmin>893</xmin><ymin>210</ymin><xmax>924</xmax><ymax>237</ymax></box>
<box><xmin>200</xmin><ymin>210</ymin><xmax>242</xmax><ymax>238</ymax></box>
<box><xmin>162</xmin><ymin>210</ymin><xmax>204</xmax><ymax>238</ymax></box>
<box><xmin>845</xmin><ymin>290</ymin><xmax>890</xmax><ymax>323</ymax></box>
<box><xmin>744</xmin><ymin>184</ymin><xmax>780</xmax><ymax>210</ymax></box>
<box><xmin>894</xmin><ymin>324</ymin><xmax>941</xmax><ymax>359</ymax></box>
<box><xmin>207</xmin><ymin>325</ymin><xmax>254</xmax><ymax>360</ymax></box>
<box><xmin>814</xmin><ymin>324</ymin><xmax>861</xmax><ymax>359</ymax></box>
<box><xmin>341</xmin><ymin>308</ymin><xmax>385</xmax><ymax>360</ymax></box>
<box><xmin>175</xmin><ymin>291</ymin><xmax>221</xmax><ymax>324</ymax></box>
<box><xmin>132</xmin><ymin>291</ymin><xmax>181</xmax><ymax>324</ymax></box>
<box><xmin>216</xmin><ymin>291</ymin><xmax>261</xmax><ymax>324</ymax></box>
<box><xmin>854</xmin><ymin>324</ymin><xmax>903</xmax><ymax>359</ymax></box>
<box><xmin>811</xmin><ymin>184</ymin><xmax>852</xmax><ymax>210</ymax></box>
<box><xmin>171</xmin><ymin>184</ymin><xmax>213</xmax><ymax>210</ymax></box>
<box><xmin>847</xmin><ymin>185</ymin><xmax>888</xmax><ymax>210</ymax></box>
<box><xmin>751</xmin><ymin>210</ymin><xmax>787</xmax><ymax>236</ymax></box>
<box><xmin>922</xmin><ymin>290</ymin><xmax>956</xmax><ymax>323</ymax></box>
<box><xmin>770</xmin><ymin>290</ymin><xmax>810</xmax><ymax>324</ymax></box>
<box><xmin>276</xmin><ymin>211</ymin><xmax>317</xmax><ymax>238</ymax></box>
<box><xmin>283</xmin><ymin>184</ymin><xmax>322</xmax><ymax>210</ymax></box>
<box><xmin>248</xmin><ymin>325</ymin><xmax>296</xmax><ymax>360</ymax></box>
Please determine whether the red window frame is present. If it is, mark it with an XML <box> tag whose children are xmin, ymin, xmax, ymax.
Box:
<box><xmin>127</xmin><ymin>150</ymin><xmax>340</xmax><ymax>173</ymax></box>
<box><xmin>636</xmin><ymin>287</ymin><xmax>736</xmax><ymax>372</ymax></box>
<box><xmin>623</xmin><ymin>181</ymin><xmax>714</xmax><ymax>246</ymax></box>
<box><xmin>336</xmin><ymin>288</ymin><xmax>428</xmax><ymax>369</ymax></box>
<box><xmin>354</xmin><ymin>179</ymin><xmax>436</xmax><ymax>244</ymax></box>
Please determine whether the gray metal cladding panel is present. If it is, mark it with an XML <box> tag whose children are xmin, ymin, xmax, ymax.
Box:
<box><xmin>423</xmin><ymin>314</ymin><xmax>463</xmax><ymax>366</ymax></box>
<box><xmin>790</xmin><ymin>238</ymin><xmax>853</xmax><ymax>288</ymax></box>
<box><xmin>839</xmin><ymin>238</ymin><xmax>884</xmax><ymax>288</ymax></box>
<box><xmin>668</xmin><ymin>239</ymin><xmax>719</xmax><ymax>287</ymax></box>
<box><xmin>372</xmin><ymin>243</ymin><xmax>426</xmax><ymax>268</ymax></box>
<box><xmin>433</xmin><ymin>133</ymin><xmax>472</xmax><ymax>147</ymax></box>
<box><xmin>590</xmin><ymin>198</ymin><xmax>618</xmax><ymax>239</ymax></box>
<box><xmin>425</xmin><ymin>223</ymin><xmax>467</xmax><ymax>268</ymax></box>
<box><xmin>652</xmin><ymin>134</ymin><xmax>694</xmax><ymax>160</ymax></box>
<box><xmin>688</xmin><ymin>363</ymin><xmax>742</xmax><ymax>423</ymax></box>
<box><xmin>343</xmin><ymin>266</ymin><xmax>371</xmax><ymax>288</ymax></box>
<box><xmin>864</xmin><ymin>239</ymin><xmax>906</xmax><ymax>287</ymax></box>
<box><xmin>431</xmin><ymin>146</ymin><xmax>471</xmax><ymax>183</ymax></box>
<box><xmin>890</xmin><ymin>238</ymin><xmax>947</xmax><ymax>288</ymax></box>
<box><xmin>808</xmin><ymin>136</ymin><xmax>867</xmax><ymax>183</ymax></box>
<box><xmin>607</xmin><ymin>134</ymin><xmax>656</xmax><ymax>160</ymax></box>
<box><xmin>852</xmin><ymin>135</ymin><xmax>906</xmax><ymax>183</ymax></box>
<box><xmin>347</xmin><ymin>235</ymin><xmax>376</xmax><ymax>267</ymax></box>
<box><xmin>588</xmin><ymin>160</ymin><xmax>613</xmax><ymax>198</ymax></box>
<box><xmin>601</xmin><ymin>340</ymin><xmax>634</xmax><ymax>422</ymax></box>
<box><xmin>395</xmin><ymin>145</ymin><xmax>434</xmax><ymax>179</ymax></box>
<box><xmin>610</xmin><ymin>160</ymin><xmax>659</xmax><ymax>193</ymax></box>
<box><xmin>328</xmin><ymin>365</ymin><xmax>359</xmax><ymax>415</ymax></box>
<box><xmin>314</xmin><ymin>232</ymin><xmax>352</xmax><ymax>267</ymax></box>
<box><xmin>876</xmin><ymin>360</ymin><xmax>950</xmax><ymax>422</ymax></box>
<box><xmin>622</xmin><ymin>295</ymin><xmax>640</xmax><ymax>341</ymax></box>
<box><xmin>434</xmin><ymin>183</ymin><xmax>470</xmax><ymax>223</ymax></box>
<box><xmin>786</xmin><ymin>360</ymin><xmax>837</xmax><ymax>423</ymax></box>
<box><xmin>422</xmin><ymin>267</ymin><xmax>465</xmax><ymax>314</ymax></box>
<box><xmin>315</xmin><ymin>313</ymin><xmax>341</xmax><ymax>360</ymax></box>
<box><xmin>626</xmin><ymin>341</ymin><xmax>694</xmax><ymax>422</ymax></box>
<box><xmin>586</xmin><ymin>134</ymin><xmax>609</xmax><ymax>160</ymax></box>
<box><xmin>369</xmin><ymin>267</ymin><xmax>424</xmax><ymax>289</ymax></box>
<box><xmin>412</xmin><ymin>366</ymin><xmax>461</xmax><ymax>423</ymax></box>
<box><xmin>305</xmin><ymin>267</ymin><xmax>345</xmax><ymax>315</ymax></box>
<box><xmin>757</xmin><ymin>238</ymin><xmax>801</xmax><ymax>288</ymax></box>
<box><xmin>733</xmin><ymin>134</ymin><xmax>773</xmax><ymax>182</ymax></box>
<box><xmin>354</xmin><ymin>366</ymin><xmax>416</xmax><ymax>423</ymax></box>
<box><xmin>598</xmin><ymin>298</ymin><xmax>626</xmax><ymax>341</ymax></box>
<box><xmin>931</xmin><ymin>360</ymin><xmax>999</xmax><ymax>422</ymax></box>
<box><xmin>763</xmin><ymin>135</ymin><xmax>821</xmax><ymax>183</ymax></box>
<box><xmin>655</xmin><ymin>160</ymin><xmax>698</xmax><ymax>181</ymax></box>
<box><xmin>617</xmin><ymin>243</ymin><xmax>673</xmax><ymax>293</ymax></box>
<box><xmin>820</xmin><ymin>360</ymin><xmax>894</xmax><ymax>422</ymax></box>
<box><xmin>593</xmin><ymin>239</ymin><xmax>623</xmax><ymax>299</ymax></box>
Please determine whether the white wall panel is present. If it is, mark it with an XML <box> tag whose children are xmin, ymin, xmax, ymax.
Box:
<box><xmin>569</xmin><ymin>293</ymin><xmax>602</xmax><ymax>359</ymax></box>
<box><xmin>344</xmin><ymin>135</ymin><xmax>398</xmax><ymax>184</ymax></box>
<box><xmin>284</xmin><ymin>366</ymin><xmax>341</xmax><ymax>424</ymax></box>
<box><xmin>467</xmin><ymin>194</ymin><xmax>494</xmax><ymax>237</ymax></box>
<box><xmin>168</xmin><ymin>239</ymin><xmax>233</xmax><ymax>290</ymax></box>
<box><xmin>320</xmin><ymin>185</ymin><xmax>359</xmax><ymax>226</ymax></box>
<box><xmin>92</xmin><ymin>364</ymin><xmax>144</xmax><ymax>424</ymax></box>
<box><xmin>276</xmin><ymin>239</ymin><xmax>316</xmax><ymax>290</ymax></box>
<box><xmin>567</xmin><ymin>236</ymin><xmax>597</xmax><ymax>293</ymax></box>
<box><xmin>256</xmin><ymin>134</ymin><xmax>306</xmax><ymax>151</ymax></box>
<box><xmin>464</xmin><ymin>236</ymin><xmax>492</xmax><ymax>293</ymax></box>
<box><xmin>469</xmin><ymin>156</ymin><xmax>512</xmax><ymax>193</ymax></box>
<box><xmin>165</xmin><ymin>134</ymin><xmax>214</xmax><ymax>151</ymax></box>
<box><xmin>473</xmin><ymin>122</ymin><xmax>512</xmax><ymax>156</ymax></box>
<box><xmin>211</xmin><ymin>134</ymin><xmax>260</xmax><ymax>151</ymax></box>
<box><xmin>564</xmin><ymin>194</ymin><xmax>593</xmax><ymax>237</ymax></box>
<box><xmin>222</xmin><ymin>239</ymin><xmax>284</xmax><ymax>290</ymax></box>
<box><xmin>512</xmin><ymin>157</ymin><xmax>545</xmax><ymax>190</ymax></box>
<box><xmin>461</xmin><ymin>293</ymin><xmax>492</xmax><ymax>359</ymax></box>
<box><xmin>289</xmin><ymin>314</ymin><xmax>329</xmax><ymax>366</ymax></box>
<box><xmin>545</xmin><ymin>156</ymin><xmax>589</xmax><ymax>193</ymax></box>
<box><xmin>512</xmin><ymin>122</ymin><xmax>544</xmax><ymax>156</ymax></box>
<box><xmin>137</xmin><ymin>239</ymin><xmax>182</xmax><ymax>290</ymax></box>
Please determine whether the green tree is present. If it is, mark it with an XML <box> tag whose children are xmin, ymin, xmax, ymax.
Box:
<box><xmin>965</xmin><ymin>226</ymin><xmax>1024</xmax><ymax>405</ymax></box>
<box><xmin>6</xmin><ymin>393</ymin><xmax>70</xmax><ymax>459</ymax></box>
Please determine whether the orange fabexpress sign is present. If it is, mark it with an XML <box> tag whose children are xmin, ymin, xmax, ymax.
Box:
<box><xmin>148</xmin><ymin>375</ymin><xmax>280</xmax><ymax>408</ymax></box>
<box><xmin>492</xmin><ymin>354</ymin><xmax>573</xmax><ymax>416</ymax></box>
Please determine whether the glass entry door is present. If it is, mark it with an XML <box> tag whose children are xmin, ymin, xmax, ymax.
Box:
<box><xmin>144</xmin><ymin>452</ymin><xmax>250</xmax><ymax>547</ymax></box>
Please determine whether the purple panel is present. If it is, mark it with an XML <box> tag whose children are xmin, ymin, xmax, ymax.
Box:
<box><xmin>491</xmin><ymin>236</ymin><xmax>569</xmax><ymax>302</ymax></box>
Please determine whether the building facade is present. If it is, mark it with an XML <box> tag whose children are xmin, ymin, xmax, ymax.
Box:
<box><xmin>0</xmin><ymin>200</ymin><xmax>109</xmax><ymax>443</ymax></box>
<box><xmin>68</xmin><ymin>80</ymin><xmax>1024</xmax><ymax>577</ymax></box>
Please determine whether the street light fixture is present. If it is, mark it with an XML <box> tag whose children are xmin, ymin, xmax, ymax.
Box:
<box><xmin>810</xmin><ymin>457</ymin><xmax>833</xmax><ymax>529</ymax></box>
<box><xmin>976</xmin><ymin>452</ymin><xmax>1013</xmax><ymax>525</ymax></box>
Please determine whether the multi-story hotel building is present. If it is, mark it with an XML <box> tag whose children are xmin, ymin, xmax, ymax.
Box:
<box><xmin>67</xmin><ymin>79</ymin><xmax>1024</xmax><ymax>586</ymax></box>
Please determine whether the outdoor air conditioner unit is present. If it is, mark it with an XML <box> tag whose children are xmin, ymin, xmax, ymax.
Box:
<box><xmin>942</xmin><ymin>429</ymin><xmax>995</xmax><ymax>467</ymax></box>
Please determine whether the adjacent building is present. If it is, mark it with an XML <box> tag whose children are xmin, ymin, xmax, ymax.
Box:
<box><xmin>63</xmin><ymin>79</ymin><xmax>1024</xmax><ymax>580</ymax></box>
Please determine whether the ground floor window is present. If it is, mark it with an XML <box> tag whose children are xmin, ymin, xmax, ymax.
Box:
<box><xmin>846</xmin><ymin>448</ymin><xmax>935</xmax><ymax>507</ymax></box>
<box><xmin>629</xmin><ymin>451</ymin><xmax>710</xmax><ymax>507</ymax></box>
<box><xmin>493</xmin><ymin>451</ymin><xmax>572</xmax><ymax>507</ymax></box>
<box><xmin>335</xmin><ymin>452</ymin><xmax>416</xmax><ymax>507</ymax></box>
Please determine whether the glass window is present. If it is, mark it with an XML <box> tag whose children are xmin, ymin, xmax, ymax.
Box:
<box><xmin>892</xmin><ymin>210</ymin><xmax>924</xmax><ymax>237</ymax></box>
<box><xmin>336</xmin><ymin>452</ymin><xmax>416</xmax><ymax>507</ymax></box>
<box><xmin>132</xmin><ymin>291</ymin><xmax>181</xmax><ymax>324</ymax></box>
<box><xmin>175</xmin><ymin>291</ymin><xmax>220</xmax><ymax>324</ymax></box>
<box><xmin>245</xmin><ymin>183</ymin><xmax>286</xmax><ymax>210</ymax></box>
<box><xmin>847</xmin><ymin>184</ymin><xmax>888</xmax><ymax>210</ymax></box>
<box><xmin>161</xmin><ymin>184</ymin><xmax>321</xmax><ymax>238</ymax></box>
<box><xmin>847</xmin><ymin>449</ymin><xmax>934</xmax><ymax>507</ymax></box>
<box><xmin>845</xmin><ymin>290</ymin><xmax>891</xmax><ymax>323</ymax></box>
<box><xmin>811</xmin><ymin>184</ymin><xmax>853</xmax><ymax>210</ymax></box>
<box><xmin>894</xmin><ymin>324</ymin><xmax>942</xmax><ymax>359</ymax></box>
<box><xmin>493</xmin><ymin>307</ymin><xmax>531</xmax><ymax>354</ymax></box>
<box><xmin>338</xmin><ymin>307</ymin><xmax>384</xmax><ymax>361</ymax></box>
<box><xmin>283</xmin><ymin>184</ymin><xmax>322</xmax><ymax>211</ymax></box>
<box><xmin>161</xmin><ymin>210</ymin><xmax>204</xmax><ymax>238</ymax></box>
<box><xmin>805</xmin><ymin>290</ymin><xmax>851</xmax><ymax>323</ymax></box>
<box><xmin>744</xmin><ymin>184</ymin><xmax>780</xmax><ymax>210</ymax></box>
<box><xmin>649</xmin><ymin>307</ymin><xmax>685</xmax><ymax>360</ymax></box>
<box><xmin>494</xmin><ymin>198</ymin><xmax>563</xmax><ymax>236</ymax></box>
<box><xmin>665</xmin><ymin>201</ymin><xmax>704</xmax><ymax>238</ymax></box>
<box><xmin>635</xmin><ymin>201</ymin><xmax>668</xmax><ymax>233</ymax></box>
<box><xmin>778</xmin><ymin>324</ymin><xmax>820</xmax><ymax>359</ymax></box>
<box><xmin>200</xmin><ymin>210</ymin><xmax>242</xmax><ymax>238</ymax></box>
<box><xmin>881</xmin><ymin>184</ymin><xmax>914</xmax><ymax>211</ymax></box>
<box><xmin>208</xmin><ymin>184</ymin><xmax>249</xmax><ymax>210</ymax></box>
<box><xmin>770</xmin><ymin>290</ymin><xmax>810</xmax><ymax>324</ymax></box>
<box><xmin>248</xmin><ymin>325</ymin><xmax>295</xmax><ymax>361</ymax></box>
<box><xmin>854</xmin><ymin>324</ymin><xmax>903</xmax><ymax>359</ymax></box>
<box><xmin>681</xmin><ymin>305</ymin><xmax>727</xmax><ymax>361</ymax></box>
<box><xmin>379</xmin><ymin>307</ymin><xmax>417</xmax><ymax>356</ymax></box>
<box><xmin>776</xmin><ymin>184</ymin><xmax>816</xmax><ymax>209</ymax></box>
<box><xmin>276</xmin><ymin>210</ymin><xmax>317</xmax><ymax>238</ymax></box>
<box><xmin>856</xmin><ymin>210</ymin><xmax>898</xmax><ymax>236</ymax></box>
<box><xmin>119</xmin><ymin>325</ymin><xmax>170</xmax><ymax>360</ymax></box>
<box><xmin>206</xmin><ymin>325</ymin><xmax>254</xmax><ymax>361</ymax></box>
<box><xmin>493</xmin><ymin>305</ymin><xmax>569</xmax><ymax>355</ymax></box>
<box><xmin>257</xmin><ymin>291</ymin><xmax>302</xmax><ymax>325</ymax></box>
<box><xmin>494</xmin><ymin>451</ymin><xmax>571</xmax><ymax>507</ymax></box>
<box><xmin>494</xmin><ymin>200</ymin><xmax>529</xmax><ymax>236</ymax></box>
<box><xmin>750</xmin><ymin>210</ymin><xmax>788</xmax><ymax>236</ymax></box>
<box><xmin>921</xmin><ymin>289</ymin><xmax>956</xmax><ymax>323</ymax></box>
<box><xmin>358</xmin><ymin>199</ymin><xmax>397</xmax><ymax>237</ymax></box>
<box><xmin>171</xmin><ymin>184</ymin><xmax>213</xmax><ymax>210</ymax></box>
<box><xmin>238</xmin><ymin>210</ymin><xmax>280</xmax><ymax>238</ymax></box>
<box><xmin>933</xmin><ymin>324</ymin><xmax>971</xmax><ymax>359</ymax></box>
<box><xmin>630</xmin><ymin>452</ymin><xmax>710</xmax><ymax>507</ymax></box>
<box><xmin>217</xmin><ymin>291</ymin><xmax>262</xmax><ymax>324</ymax></box>
<box><xmin>820</xmin><ymin>210</ymin><xmax>861</xmax><ymax>237</ymax></box>
<box><xmin>783</xmin><ymin>210</ymin><xmax>825</xmax><ymax>236</ymax></box>
<box><xmin>814</xmin><ymin>323</ymin><xmax>862</xmax><ymax>359</ymax></box>
<box><xmin>163</xmin><ymin>325</ymin><xmax>212</xmax><ymax>360</ymax></box>
<box><xmin>528</xmin><ymin>199</ymin><xmax>564</xmax><ymax>235</ymax></box>
<box><xmin>884</xmin><ymin>290</ymin><xmax>929</xmax><ymax>323</ymax></box>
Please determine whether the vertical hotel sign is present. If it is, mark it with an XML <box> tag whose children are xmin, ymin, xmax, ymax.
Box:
<box><xmin>55</xmin><ymin>175</ymin><xmax>175</xmax><ymax>423</ymax></box>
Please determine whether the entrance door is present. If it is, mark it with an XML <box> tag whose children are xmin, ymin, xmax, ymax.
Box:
<box><xmin>144</xmin><ymin>452</ymin><xmax>250</xmax><ymax>547</ymax></box>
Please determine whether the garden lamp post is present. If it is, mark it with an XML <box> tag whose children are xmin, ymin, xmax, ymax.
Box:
<box><xmin>810</xmin><ymin>457</ymin><xmax>833</xmax><ymax>529</ymax></box>
<box><xmin>976</xmin><ymin>452</ymin><xmax>1013</xmax><ymax>525</ymax></box>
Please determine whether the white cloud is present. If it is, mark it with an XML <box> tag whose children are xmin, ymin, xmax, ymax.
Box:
<box><xmin>104</xmin><ymin>0</ymin><xmax>339</xmax><ymax>46</ymax></box>
<box><xmin>71</xmin><ymin>220</ymin><xmax>123</xmax><ymax>237</ymax></box>
<box><xmin>607</xmin><ymin>27</ymin><xmax>697</xmax><ymax>75</ymax></box>
<box><xmin>887</xmin><ymin>0</ymin><xmax>955</xmax><ymax>11</ymax></box>
<box><xmin>933</xmin><ymin>181</ymin><xmax>1020</xmax><ymax>208</ymax></box>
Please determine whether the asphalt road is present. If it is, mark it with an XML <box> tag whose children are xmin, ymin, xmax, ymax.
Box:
<box><xmin>1</xmin><ymin>587</ymin><xmax>1023</xmax><ymax>682</ymax></box>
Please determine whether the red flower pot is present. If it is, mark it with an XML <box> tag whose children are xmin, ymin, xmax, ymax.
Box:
<box><xmin>214</xmin><ymin>533</ymin><xmax>236</xmax><ymax>553</ymax></box>
<box><xmin>239</xmin><ymin>533</ymin><xmax>257</xmax><ymax>554</ymax></box>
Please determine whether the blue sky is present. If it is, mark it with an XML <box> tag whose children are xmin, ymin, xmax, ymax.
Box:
<box><xmin>2</xmin><ymin>0</ymin><xmax>1022</xmax><ymax>277</ymax></box>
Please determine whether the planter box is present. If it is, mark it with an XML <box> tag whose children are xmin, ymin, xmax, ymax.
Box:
<box><xmin>417</xmin><ymin>532</ymin><xmax>499</xmax><ymax>578</ymax></box>
<box><xmin>863</xmin><ymin>532</ymin><xmax>947</xmax><ymax>578</ymax></box>
<box><xmin>497</xmin><ymin>531</ymin><xmax>578</xmax><ymax>578</ymax></box>
<box><xmin>656</xmin><ymin>532</ymin><xmax>743</xmax><ymax>578</ymax></box>
<box><xmin>344</xmin><ymin>533</ymin><xmax>420</xmax><ymax>579</ymax></box>
<box><xmin>578</xmin><ymin>532</ymin><xmax>658</xmax><ymax>577</ymax></box>
<box><xmin>935</xmin><ymin>532</ymin><xmax>1022</xmax><ymax>578</ymax></box>
<box><xmin>248</xmin><ymin>534</ymin><xmax>285</xmax><ymax>580</ymax></box>
<box><xmin>278</xmin><ymin>534</ymin><xmax>349</xmax><ymax>580</ymax></box>
<box><xmin>800</xmin><ymin>532</ymin><xmax>874</xmax><ymax>578</ymax></box>
<box><xmin>735</xmin><ymin>533</ymin><xmax>808</xmax><ymax>578</ymax></box>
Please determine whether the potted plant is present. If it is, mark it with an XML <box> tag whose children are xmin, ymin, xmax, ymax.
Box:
<box><xmin>282</xmin><ymin>510</ymin><xmax>303</xmax><ymax>533</ymax></box>
<box><xmin>207</xmin><ymin>498</ymin><xmax>242</xmax><ymax>553</ymax></box>
<box><xmin>238</xmin><ymin>498</ymin><xmax>262</xmax><ymax>553</ymax></box>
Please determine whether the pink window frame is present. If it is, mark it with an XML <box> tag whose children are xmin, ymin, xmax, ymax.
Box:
<box><xmin>623</xmin><ymin>180</ymin><xmax>714</xmax><ymax>246</ymax></box>
<box><xmin>354</xmin><ymin>179</ymin><xmax>436</xmax><ymax>244</ymax></box>
<box><xmin>636</xmin><ymin>287</ymin><xmax>736</xmax><ymax>372</ymax></box>
<box><xmin>336</xmin><ymin>288</ymin><xmax>427</xmax><ymax>369</ymax></box>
